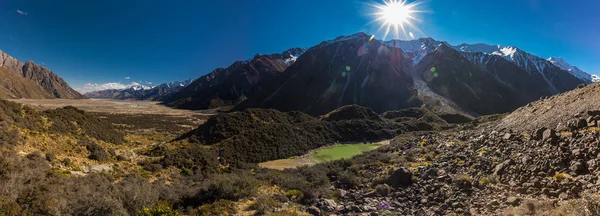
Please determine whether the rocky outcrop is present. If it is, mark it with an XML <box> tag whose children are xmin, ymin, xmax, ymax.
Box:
<box><xmin>0</xmin><ymin>50</ymin><xmax>86</xmax><ymax>99</ymax></box>
<box><xmin>499</xmin><ymin>82</ymin><xmax>600</xmax><ymax>132</ymax></box>
<box><xmin>0</xmin><ymin>66</ymin><xmax>54</xmax><ymax>99</ymax></box>
<box><xmin>21</xmin><ymin>61</ymin><xmax>86</xmax><ymax>99</ymax></box>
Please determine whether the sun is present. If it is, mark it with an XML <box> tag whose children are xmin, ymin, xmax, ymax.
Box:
<box><xmin>371</xmin><ymin>0</ymin><xmax>423</xmax><ymax>40</ymax></box>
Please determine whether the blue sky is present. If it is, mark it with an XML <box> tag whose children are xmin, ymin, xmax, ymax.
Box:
<box><xmin>0</xmin><ymin>0</ymin><xmax>598</xmax><ymax>92</ymax></box>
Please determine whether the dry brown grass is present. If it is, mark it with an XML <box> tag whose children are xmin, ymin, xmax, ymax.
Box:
<box><xmin>503</xmin><ymin>194</ymin><xmax>600</xmax><ymax>216</ymax></box>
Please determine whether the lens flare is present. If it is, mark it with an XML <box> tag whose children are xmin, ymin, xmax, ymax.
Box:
<box><xmin>370</xmin><ymin>0</ymin><xmax>424</xmax><ymax>40</ymax></box>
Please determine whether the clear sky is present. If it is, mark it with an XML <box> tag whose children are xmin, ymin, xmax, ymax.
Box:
<box><xmin>0</xmin><ymin>0</ymin><xmax>598</xmax><ymax>91</ymax></box>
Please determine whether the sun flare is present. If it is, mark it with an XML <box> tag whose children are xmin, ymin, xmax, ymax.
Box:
<box><xmin>372</xmin><ymin>0</ymin><xmax>423</xmax><ymax>40</ymax></box>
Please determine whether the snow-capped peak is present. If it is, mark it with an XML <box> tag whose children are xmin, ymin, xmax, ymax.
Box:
<box><xmin>547</xmin><ymin>57</ymin><xmax>594</xmax><ymax>82</ymax></box>
<box><xmin>384</xmin><ymin>36</ymin><xmax>593</xmax><ymax>83</ymax></box>
<box><xmin>130</xmin><ymin>84</ymin><xmax>153</xmax><ymax>91</ymax></box>
<box><xmin>384</xmin><ymin>37</ymin><xmax>446</xmax><ymax>65</ymax></box>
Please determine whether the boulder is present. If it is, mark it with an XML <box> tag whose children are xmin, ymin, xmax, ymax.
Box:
<box><xmin>387</xmin><ymin>167</ymin><xmax>413</xmax><ymax>188</ymax></box>
<box><xmin>506</xmin><ymin>197</ymin><xmax>521</xmax><ymax>206</ymax></box>
<box><xmin>307</xmin><ymin>206</ymin><xmax>321</xmax><ymax>216</ymax></box>
<box><xmin>494</xmin><ymin>159</ymin><xmax>513</xmax><ymax>176</ymax></box>
<box><xmin>587</xmin><ymin>117</ymin><xmax>598</xmax><ymax>127</ymax></box>
<box><xmin>587</xmin><ymin>110</ymin><xmax>600</xmax><ymax>117</ymax></box>
<box><xmin>317</xmin><ymin>199</ymin><xmax>338</xmax><ymax>212</ymax></box>
<box><xmin>570</xmin><ymin>160</ymin><xmax>587</xmax><ymax>175</ymax></box>
<box><xmin>533</xmin><ymin>127</ymin><xmax>546</xmax><ymax>140</ymax></box>
<box><xmin>577</xmin><ymin>118</ymin><xmax>588</xmax><ymax>129</ymax></box>
<box><xmin>542</xmin><ymin>128</ymin><xmax>557</xmax><ymax>142</ymax></box>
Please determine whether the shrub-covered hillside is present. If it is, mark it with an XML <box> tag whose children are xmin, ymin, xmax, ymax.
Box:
<box><xmin>175</xmin><ymin>105</ymin><xmax>455</xmax><ymax>166</ymax></box>
<box><xmin>0</xmin><ymin>99</ymin><xmax>125</xmax><ymax>145</ymax></box>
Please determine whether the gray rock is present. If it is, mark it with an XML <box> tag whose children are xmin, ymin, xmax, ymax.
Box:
<box><xmin>588</xmin><ymin>117</ymin><xmax>598</xmax><ymax>127</ymax></box>
<box><xmin>570</xmin><ymin>160</ymin><xmax>586</xmax><ymax>175</ymax></box>
<box><xmin>494</xmin><ymin>159</ymin><xmax>513</xmax><ymax>176</ymax></box>
<box><xmin>506</xmin><ymin>197</ymin><xmax>521</xmax><ymax>206</ymax></box>
<box><xmin>533</xmin><ymin>127</ymin><xmax>546</xmax><ymax>140</ymax></box>
<box><xmin>503</xmin><ymin>133</ymin><xmax>512</xmax><ymax>140</ymax></box>
<box><xmin>587</xmin><ymin>159</ymin><xmax>597</xmax><ymax>171</ymax></box>
<box><xmin>317</xmin><ymin>199</ymin><xmax>338</xmax><ymax>212</ymax></box>
<box><xmin>559</xmin><ymin>192</ymin><xmax>569</xmax><ymax>199</ymax></box>
<box><xmin>542</xmin><ymin>128</ymin><xmax>557</xmax><ymax>142</ymax></box>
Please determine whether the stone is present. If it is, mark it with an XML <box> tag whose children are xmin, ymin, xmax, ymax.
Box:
<box><xmin>572</xmin><ymin>149</ymin><xmax>583</xmax><ymax>159</ymax></box>
<box><xmin>387</xmin><ymin>167</ymin><xmax>413</xmax><ymax>188</ymax></box>
<box><xmin>494</xmin><ymin>159</ymin><xmax>513</xmax><ymax>176</ymax></box>
<box><xmin>586</xmin><ymin>116</ymin><xmax>598</xmax><ymax>127</ymax></box>
<box><xmin>570</xmin><ymin>160</ymin><xmax>586</xmax><ymax>175</ymax></box>
<box><xmin>587</xmin><ymin>159</ymin><xmax>598</xmax><ymax>171</ymax></box>
<box><xmin>587</xmin><ymin>110</ymin><xmax>600</xmax><ymax>117</ymax></box>
<box><xmin>506</xmin><ymin>197</ymin><xmax>521</xmax><ymax>206</ymax></box>
<box><xmin>307</xmin><ymin>206</ymin><xmax>321</xmax><ymax>216</ymax></box>
<box><xmin>577</xmin><ymin>118</ymin><xmax>588</xmax><ymax>129</ymax></box>
<box><xmin>542</xmin><ymin>128</ymin><xmax>557</xmax><ymax>142</ymax></box>
<box><xmin>503</xmin><ymin>133</ymin><xmax>512</xmax><ymax>140</ymax></box>
<box><xmin>533</xmin><ymin>127</ymin><xmax>547</xmax><ymax>140</ymax></box>
<box><xmin>559</xmin><ymin>192</ymin><xmax>569</xmax><ymax>199</ymax></box>
<box><xmin>317</xmin><ymin>199</ymin><xmax>338</xmax><ymax>212</ymax></box>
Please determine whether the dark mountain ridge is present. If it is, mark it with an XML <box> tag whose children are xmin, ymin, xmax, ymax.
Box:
<box><xmin>161</xmin><ymin>48</ymin><xmax>306</xmax><ymax>109</ymax></box>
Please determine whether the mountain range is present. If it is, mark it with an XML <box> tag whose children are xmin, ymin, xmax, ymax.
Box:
<box><xmin>236</xmin><ymin>33</ymin><xmax>589</xmax><ymax>116</ymax></box>
<box><xmin>0</xmin><ymin>50</ymin><xmax>85</xmax><ymax>99</ymax></box>
<box><xmin>84</xmin><ymin>79</ymin><xmax>195</xmax><ymax>101</ymax></box>
<box><xmin>1</xmin><ymin>32</ymin><xmax>596</xmax><ymax>118</ymax></box>
<box><xmin>160</xmin><ymin>48</ymin><xmax>306</xmax><ymax>109</ymax></box>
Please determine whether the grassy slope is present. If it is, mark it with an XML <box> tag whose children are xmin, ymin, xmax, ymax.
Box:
<box><xmin>310</xmin><ymin>141</ymin><xmax>388</xmax><ymax>163</ymax></box>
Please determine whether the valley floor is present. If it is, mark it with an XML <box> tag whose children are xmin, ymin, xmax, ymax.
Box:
<box><xmin>259</xmin><ymin>140</ymin><xmax>390</xmax><ymax>170</ymax></box>
<box><xmin>7</xmin><ymin>98</ymin><xmax>215</xmax><ymax>117</ymax></box>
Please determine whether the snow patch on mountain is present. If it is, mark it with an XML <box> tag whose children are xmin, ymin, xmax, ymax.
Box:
<box><xmin>387</xmin><ymin>38</ymin><xmax>591</xmax><ymax>82</ymax></box>
<box><xmin>319</xmin><ymin>32</ymin><xmax>369</xmax><ymax>48</ymax></box>
<box><xmin>548</xmin><ymin>57</ymin><xmax>594</xmax><ymax>82</ymax></box>
<box><xmin>383</xmin><ymin>38</ymin><xmax>446</xmax><ymax>65</ymax></box>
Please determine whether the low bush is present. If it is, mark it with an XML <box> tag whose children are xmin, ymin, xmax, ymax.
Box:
<box><xmin>162</xmin><ymin>146</ymin><xmax>219</xmax><ymax>177</ymax></box>
<box><xmin>197</xmin><ymin>200</ymin><xmax>237</xmax><ymax>216</ymax></box>
<box><xmin>250</xmin><ymin>195</ymin><xmax>281</xmax><ymax>215</ymax></box>
<box><xmin>198</xmin><ymin>172</ymin><xmax>261</xmax><ymax>202</ymax></box>
<box><xmin>83</xmin><ymin>140</ymin><xmax>109</xmax><ymax>162</ymax></box>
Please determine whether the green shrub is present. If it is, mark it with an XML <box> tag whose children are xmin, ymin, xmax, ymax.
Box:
<box><xmin>141</xmin><ymin>205</ymin><xmax>179</xmax><ymax>216</ymax></box>
<box><xmin>285</xmin><ymin>190</ymin><xmax>304</xmax><ymax>200</ymax></box>
<box><xmin>249</xmin><ymin>195</ymin><xmax>281</xmax><ymax>215</ymax></box>
<box><xmin>198</xmin><ymin>200</ymin><xmax>237</xmax><ymax>216</ymax></box>
<box><xmin>338</xmin><ymin>171</ymin><xmax>360</xmax><ymax>189</ymax></box>
<box><xmin>83</xmin><ymin>140</ymin><xmax>109</xmax><ymax>162</ymax></box>
<box><xmin>200</xmin><ymin>173</ymin><xmax>260</xmax><ymax>202</ymax></box>
<box><xmin>375</xmin><ymin>184</ymin><xmax>391</xmax><ymax>196</ymax></box>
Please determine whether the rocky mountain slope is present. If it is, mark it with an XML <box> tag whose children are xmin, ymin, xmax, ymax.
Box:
<box><xmin>85</xmin><ymin>79</ymin><xmax>195</xmax><ymax>101</ymax></box>
<box><xmin>238</xmin><ymin>33</ymin><xmax>422</xmax><ymax>115</ymax></box>
<box><xmin>0</xmin><ymin>66</ymin><xmax>54</xmax><ymax>99</ymax></box>
<box><xmin>162</xmin><ymin>48</ymin><xmax>305</xmax><ymax>109</ymax></box>
<box><xmin>499</xmin><ymin>82</ymin><xmax>600</xmax><ymax>132</ymax></box>
<box><xmin>238</xmin><ymin>33</ymin><xmax>584</xmax><ymax>116</ymax></box>
<box><xmin>0</xmin><ymin>50</ymin><xmax>86</xmax><ymax>99</ymax></box>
